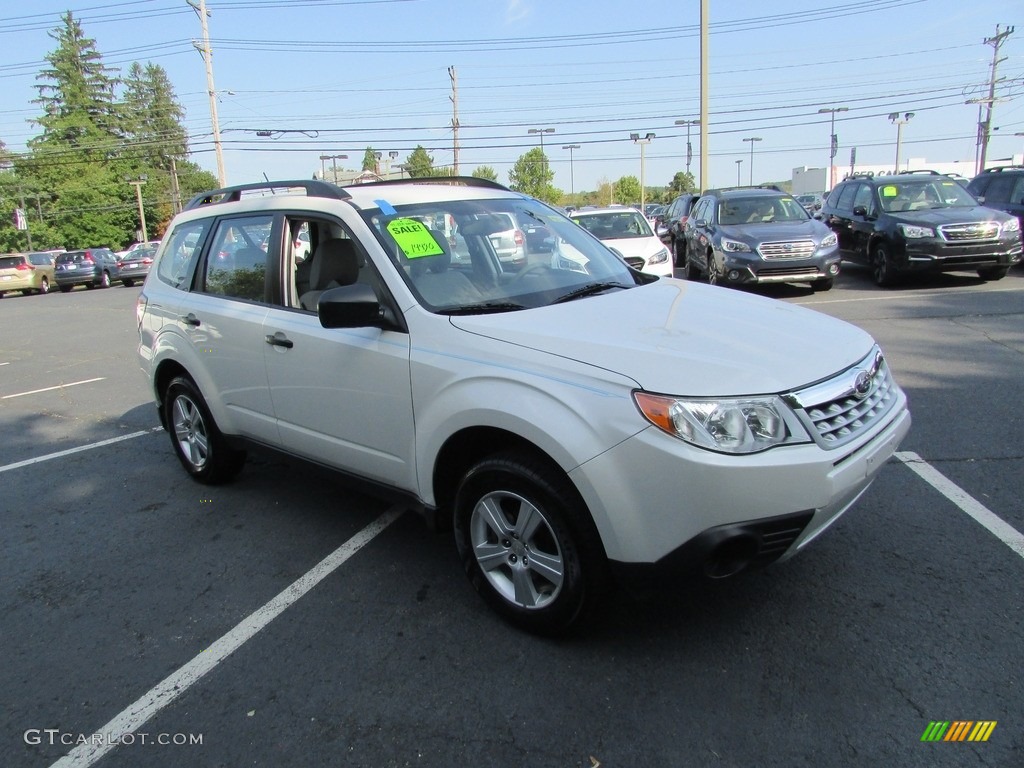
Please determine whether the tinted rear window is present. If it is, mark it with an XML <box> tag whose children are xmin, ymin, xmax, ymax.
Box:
<box><xmin>0</xmin><ymin>256</ymin><xmax>23</xmax><ymax>269</ymax></box>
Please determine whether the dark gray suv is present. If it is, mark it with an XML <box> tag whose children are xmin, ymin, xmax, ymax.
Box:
<box><xmin>682</xmin><ymin>187</ymin><xmax>840</xmax><ymax>290</ymax></box>
<box><xmin>966</xmin><ymin>166</ymin><xmax>1024</xmax><ymax>234</ymax></box>
<box><xmin>54</xmin><ymin>248</ymin><xmax>120</xmax><ymax>292</ymax></box>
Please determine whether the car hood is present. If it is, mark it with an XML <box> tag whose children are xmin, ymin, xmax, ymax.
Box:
<box><xmin>888</xmin><ymin>206</ymin><xmax>1012</xmax><ymax>227</ymax></box>
<box><xmin>600</xmin><ymin>236</ymin><xmax>667</xmax><ymax>259</ymax></box>
<box><xmin>448</xmin><ymin>279</ymin><xmax>874</xmax><ymax>396</ymax></box>
<box><xmin>721</xmin><ymin>218</ymin><xmax>827</xmax><ymax>243</ymax></box>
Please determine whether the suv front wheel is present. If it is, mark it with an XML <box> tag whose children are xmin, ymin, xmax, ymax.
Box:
<box><xmin>872</xmin><ymin>244</ymin><xmax>897</xmax><ymax>287</ymax></box>
<box><xmin>164</xmin><ymin>376</ymin><xmax>246</xmax><ymax>483</ymax></box>
<box><xmin>453</xmin><ymin>452</ymin><xmax>606</xmax><ymax>635</ymax></box>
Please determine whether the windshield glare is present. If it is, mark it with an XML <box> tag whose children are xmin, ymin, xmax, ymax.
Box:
<box><xmin>877</xmin><ymin>179</ymin><xmax>978</xmax><ymax>212</ymax></box>
<box><xmin>718</xmin><ymin>196</ymin><xmax>809</xmax><ymax>225</ymax></box>
<box><xmin>365</xmin><ymin>199</ymin><xmax>639</xmax><ymax>313</ymax></box>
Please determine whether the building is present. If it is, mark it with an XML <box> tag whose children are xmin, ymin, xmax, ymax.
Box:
<box><xmin>791</xmin><ymin>153</ymin><xmax>1024</xmax><ymax>195</ymax></box>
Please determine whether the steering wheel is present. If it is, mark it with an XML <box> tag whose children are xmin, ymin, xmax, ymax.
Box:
<box><xmin>509</xmin><ymin>264</ymin><xmax>552</xmax><ymax>284</ymax></box>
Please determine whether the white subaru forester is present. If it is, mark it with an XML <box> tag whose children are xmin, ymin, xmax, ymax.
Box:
<box><xmin>137</xmin><ymin>178</ymin><xmax>911</xmax><ymax>634</ymax></box>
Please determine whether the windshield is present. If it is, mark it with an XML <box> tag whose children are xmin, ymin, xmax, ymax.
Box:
<box><xmin>718</xmin><ymin>196</ymin><xmax>810</xmax><ymax>225</ymax></box>
<box><xmin>363</xmin><ymin>198</ymin><xmax>640</xmax><ymax>313</ymax></box>
<box><xmin>572</xmin><ymin>210</ymin><xmax>654</xmax><ymax>239</ymax></box>
<box><xmin>877</xmin><ymin>179</ymin><xmax>978</xmax><ymax>213</ymax></box>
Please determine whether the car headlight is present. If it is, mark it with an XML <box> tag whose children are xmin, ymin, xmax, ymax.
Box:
<box><xmin>898</xmin><ymin>223</ymin><xmax>934</xmax><ymax>239</ymax></box>
<box><xmin>633</xmin><ymin>391</ymin><xmax>809</xmax><ymax>454</ymax></box>
<box><xmin>818</xmin><ymin>232</ymin><xmax>838</xmax><ymax>250</ymax></box>
<box><xmin>1001</xmin><ymin>218</ymin><xmax>1020</xmax><ymax>234</ymax></box>
<box><xmin>648</xmin><ymin>247</ymin><xmax>670</xmax><ymax>265</ymax></box>
<box><xmin>721</xmin><ymin>237</ymin><xmax>752</xmax><ymax>253</ymax></box>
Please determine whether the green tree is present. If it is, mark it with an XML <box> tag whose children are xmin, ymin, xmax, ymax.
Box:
<box><xmin>362</xmin><ymin>147</ymin><xmax>377</xmax><ymax>173</ymax></box>
<box><xmin>664</xmin><ymin>171</ymin><xmax>697</xmax><ymax>200</ymax></box>
<box><xmin>614</xmin><ymin>175</ymin><xmax>641</xmax><ymax>206</ymax></box>
<box><xmin>405</xmin><ymin>145</ymin><xmax>437</xmax><ymax>178</ymax></box>
<box><xmin>471</xmin><ymin>165</ymin><xmax>498</xmax><ymax>182</ymax></box>
<box><xmin>508</xmin><ymin>148</ymin><xmax>561</xmax><ymax>203</ymax></box>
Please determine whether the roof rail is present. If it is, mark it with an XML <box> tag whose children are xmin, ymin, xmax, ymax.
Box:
<box><xmin>897</xmin><ymin>169</ymin><xmax>942</xmax><ymax>175</ymax></box>
<box><xmin>701</xmin><ymin>184</ymin><xmax>784</xmax><ymax>196</ymax></box>
<box><xmin>978</xmin><ymin>165</ymin><xmax>1024</xmax><ymax>174</ymax></box>
<box><xmin>184</xmin><ymin>179</ymin><xmax>351</xmax><ymax>210</ymax></box>
<box><xmin>352</xmin><ymin>175</ymin><xmax>511</xmax><ymax>191</ymax></box>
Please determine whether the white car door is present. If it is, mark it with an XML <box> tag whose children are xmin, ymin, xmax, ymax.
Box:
<box><xmin>261</xmin><ymin>307</ymin><xmax>415</xmax><ymax>489</ymax></box>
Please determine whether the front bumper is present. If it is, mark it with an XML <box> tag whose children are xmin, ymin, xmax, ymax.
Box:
<box><xmin>570</xmin><ymin>392</ymin><xmax>911</xmax><ymax>575</ymax></box>
<box><xmin>719</xmin><ymin>252</ymin><xmax>841</xmax><ymax>285</ymax></box>
<box><xmin>897</xmin><ymin>237</ymin><xmax>1022</xmax><ymax>271</ymax></box>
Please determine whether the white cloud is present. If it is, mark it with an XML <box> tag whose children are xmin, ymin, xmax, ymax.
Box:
<box><xmin>506</xmin><ymin>0</ymin><xmax>531</xmax><ymax>24</ymax></box>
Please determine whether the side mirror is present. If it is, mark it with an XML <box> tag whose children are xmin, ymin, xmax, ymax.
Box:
<box><xmin>318</xmin><ymin>283</ymin><xmax>382</xmax><ymax>328</ymax></box>
<box><xmin>695</xmin><ymin>219</ymin><xmax>708</xmax><ymax>228</ymax></box>
<box><xmin>975</xmin><ymin>195</ymin><xmax>986</xmax><ymax>204</ymax></box>
<box><xmin>853</xmin><ymin>205</ymin><xmax>868</xmax><ymax>217</ymax></box>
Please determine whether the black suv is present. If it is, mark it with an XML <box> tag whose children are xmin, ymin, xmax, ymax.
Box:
<box><xmin>681</xmin><ymin>187</ymin><xmax>841</xmax><ymax>290</ymax></box>
<box><xmin>820</xmin><ymin>171</ymin><xmax>1022</xmax><ymax>286</ymax></box>
<box><xmin>660</xmin><ymin>192</ymin><xmax>700</xmax><ymax>266</ymax></box>
<box><xmin>966</xmin><ymin>166</ymin><xmax>1024</xmax><ymax>232</ymax></box>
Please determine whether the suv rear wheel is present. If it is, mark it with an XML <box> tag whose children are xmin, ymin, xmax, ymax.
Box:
<box><xmin>164</xmin><ymin>376</ymin><xmax>246</xmax><ymax>483</ymax></box>
<box><xmin>453</xmin><ymin>451</ymin><xmax>606</xmax><ymax>635</ymax></box>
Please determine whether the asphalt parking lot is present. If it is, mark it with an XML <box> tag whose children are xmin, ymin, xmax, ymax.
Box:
<box><xmin>2</xmin><ymin>265</ymin><xmax>1022</xmax><ymax>768</ymax></box>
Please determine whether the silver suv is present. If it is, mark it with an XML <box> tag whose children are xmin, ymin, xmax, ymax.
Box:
<box><xmin>137</xmin><ymin>178</ymin><xmax>910</xmax><ymax>634</ymax></box>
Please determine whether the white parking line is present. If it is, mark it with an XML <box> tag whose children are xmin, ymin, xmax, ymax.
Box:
<box><xmin>897</xmin><ymin>451</ymin><xmax>1024</xmax><ymax>560</ymax></box>
<box><xmin>1</xmin><ymin>377</ymin><xmax>106</xmax><ymax>400</ymax></box>
<box><xmin>49</xmin><ymin>504</ymin><xmax>406</xmax><ymax>768</ymax></box>
<box><xmin>0</xmin><ymin>361</ymin><xmax>10</xmax><ymax>366</ymax></box>
<box><xmin>0</xmin><ymin>428</ymin><xmax>161</xmax><ymax>474</ymax></box>
<box><xmin>795</xmin><ymin>285</ymin><xmax>1023</xmax><ymax>306</ymax></box>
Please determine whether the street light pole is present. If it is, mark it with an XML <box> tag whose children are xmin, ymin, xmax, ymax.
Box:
<box><xmin>674</xmin><ymin>119</ymin><xmax>700</xmax><ymax>178</ymax></box>
<box><xmin>318</xmin><ymin>154</ymin><xmax>348</xmax><ymax>183</ymax></box>
<box><xmin>742</xmin><ymin>137</ymin><xmax>762</xmax><ymax>185</ymax></box>
<box><xmin>562</xmin><ymin>144</ymin><xmax>580</xmax><ymax>200</ymax></box>
<box><xmin>735</xmin><ymin>159</ymin><xmax>743</xmax><ymax>186</ymax></box>
<box><xmin>528</xmin><ymin>127</ymin><xmax>555</xmax><ymax>178</ymax></box>
<box><xmin>630</xmin><ymin>132</ymin><xmax>655</xmax><ymax>211</ymax></box>
<box><xmin>888</xmin><ymin>112</ymin><xmax>914</xmax><ymax>172</ymax></box>
<box><xmin>818</xmin><ymin>107</ymin><xmax>848</xmax><ymax>191</ymax></box>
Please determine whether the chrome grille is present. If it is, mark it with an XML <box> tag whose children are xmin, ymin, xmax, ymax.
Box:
<box><xmin>793</xmin><ymin>350</ymin><xmax>897</xmax><ymax>449</ymax></box>
<box><xmin>939</xmin><ymin>222</ymin><xmax>1000</xmax><ymax>242</ymax></box>
<box><xmin>757</xmin><ymin>240</ymin><xmax>816</xmax><ymax>259</ymax></box>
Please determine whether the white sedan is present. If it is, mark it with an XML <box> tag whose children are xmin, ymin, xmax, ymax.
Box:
<box><xmin>569</xmin><ymin>206</ymin><xmax>673</xmax><ymax>276</ymax></box>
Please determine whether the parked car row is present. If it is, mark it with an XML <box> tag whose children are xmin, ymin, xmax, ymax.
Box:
<box><xmin>1</xmin><ymin>245</ymin><xmax>158</xmax><ymax>298</ymax></box>
<box><xmin>653</xmin><ymin>165</ymin><xmax>1023</xmax><ymax>291</ymax></box>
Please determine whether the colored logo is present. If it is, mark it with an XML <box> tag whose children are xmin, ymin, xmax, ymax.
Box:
<box><xmin>921</xmin><ymin>721</ymin><xmax>996</xmax><ymax>742</ymax></box>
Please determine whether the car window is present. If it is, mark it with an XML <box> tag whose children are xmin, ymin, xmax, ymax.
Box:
<box><xmin>980</xmin><ymin>175</ymin><xmax>1015</xmax><ymax>204</ymax></box>
<box><xmin>691</xmin><ymin>198</ymin><xmax>711</xmax><ymax>222</ymax></box>
<box><xmin>202</xmin><ymin>215</ymin><xmax>272</xmax><ymax>302</ymax></box>
<box><xmin>852</xmin><ymin>184</ymin><xmax>875</xmax><ymax>215</ymax></box>
<box><xmin>158</xmin><ymin>220</ymin><xmax>210</xmax><ymax>290</ymax></box>
<box><xmin>1012</xmin><ymin>177</ymin><xmax>1024</xmax><ymax>205</ymax></box>
<box><xmin>28</xmin><ymin>254</ymin><xmax>53</xmax><ymax>266</ymax></box>
<box><xmin>573</xmin><ymin>211</ymin><xmax>651</xmax><ymax>239</ymax></box>
<box><xmin>0</xmin><ymin>256</ymin><xmax>21</xmax><ymax>269</ymax></box>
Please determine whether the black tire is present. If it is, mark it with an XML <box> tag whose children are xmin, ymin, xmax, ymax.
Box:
<box><xmin>684</xmin><ymin>251</ymin><xmax>701</xmax><ymax>281</ymax></box>
<box><xmin>99</xmin><ymin>271</ymin><xmax>111</xmax><ymax>288</ymax></box>
<box><xmin>672</xmin><ymin>237</ymin><xmax>687</xmax><ymax>268</ymax></box>
<box><xmin>58</xmin><ymin>285</ymin><xmax>72</xmax><ymax>293</ymax></box>
<box><xmin>453</xmin><ymin>452</ymin><xmax>607</xmax><ymax>635</ymax></box>
<box><xmin>811</xmin><ymin>277</ymin><xmax>834</xmax><ymax>291</ymax></box>
<box><xmin>978</xmin><ymin>266</ymin><xmax>1008</xmax><ymax>281</ymax></box>
<box><xmin>872</xmin><ymin>245</ymin><xmax>896</xmax><ymax>287</ymax></box>
<box><xmin>706</xmin><ymin>251</ymin><xmax>721</xmax><ymax>286</ymax></box>
<box><xmin>163</xmin><ymin>375</ymin><xmax>246</xmax><ymax>484</ymax></box>
<box><xmin>122</xmin><ymin>279</ymin><xmax>135</xmax><ymax>288</ymax></box>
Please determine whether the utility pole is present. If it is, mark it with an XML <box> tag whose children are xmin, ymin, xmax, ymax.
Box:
<box><xmin>170</xmin><ymin>158</ymin><xmax>182</xmax><ymax>214</ymax></box>
<box><xmin>699</xmin><ymin>0</ymin><xmax>709</xmax><ymax>192</ymax></box>
<box><xmin>189</xmin><ymin>0</ymin><xmax>226</xmax><ymax>186</ymax></box>
<box><xmin>449</xmin><ymin>66</ymin><xmax>460</xmax><ymax>175</ymax></box>
<box><xmin>127</xmin><ymin>176</ymin><xmax>148</xmax><ymax>241</ymax></box>
<box><xmin>978</xmin><ymin>24</ymin><xmax>1014</xmax><ymax>173</ymax></box>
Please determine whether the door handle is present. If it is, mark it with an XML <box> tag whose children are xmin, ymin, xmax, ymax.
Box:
<box><xmin>265</xmin><ymin>333</ymin><xmax>293</xmax><ymax>349</ymax></box>
<box><xmin>181</xmin><ymin>313</ymin><xmax>200</xmax><ymax>327</ymax></box>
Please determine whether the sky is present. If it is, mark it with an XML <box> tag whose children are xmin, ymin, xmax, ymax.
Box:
<box><xmin>1</xmin><ymin>0</ymin><xmax>1022</xmax><ymax>195</ymax></box>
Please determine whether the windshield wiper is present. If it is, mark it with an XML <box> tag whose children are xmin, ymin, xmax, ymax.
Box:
<box><xmin>437</xmin><ymin>301</ymin><xmax>527</xmax><ymax>315</ymax></box>
<box><xmin>552</xmin><ymin>281</ymin><xmax>630</xmax><ymax>304</ymax></box>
